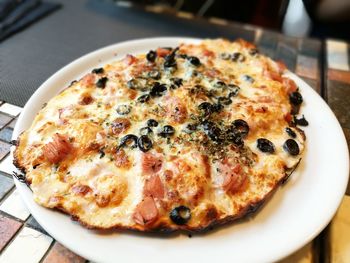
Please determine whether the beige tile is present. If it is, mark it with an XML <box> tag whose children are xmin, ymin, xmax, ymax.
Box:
<box><xmin>0</xmin><ymin>104</ymin><xmax>22</xmax><ymax>117</ymax></box>
<box><xmin>0</xmin><ymin>154</ymin><xmax>16</xmax><ymax>175</ymax></box>
<box><xmin>330</xmin><ymin>195</ymin><xmax>350</xmax><ymax>262</ymax></box>
<box><xmin>0</xmin><ymin>227</ymin><xmax>52</xmax><ymax>263</ymax></box>
<box><xmin>0</xmin><ymin>189</ymin><xmax>30</xmax><ymax>221</ymax></box>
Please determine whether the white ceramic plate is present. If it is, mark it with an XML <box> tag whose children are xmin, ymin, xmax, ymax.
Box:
<box><xmin>13</xmin><ymin>37</ymin><xmax>349</xmax><ymax>262</ymax></box>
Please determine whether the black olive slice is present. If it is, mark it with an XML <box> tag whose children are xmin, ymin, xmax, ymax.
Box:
<box><xmin>294</xmin><ymin>115</ymin><xmax>309</xmax><ymax>126</ymax></box>
<box><xmin>96</xmin><ymin>77</ymin><xmax>108</xmax><ymax>89</ymax></box>
<box><xmin>198</xmin><ymin>102</ymin><xmax>213</xmax><ymax>116</ymax></box>
<box><xmin>289</xmin><ymin>91</ymin><xmax>303</xmax><ymax>106</ymax></box>
<box><xmin>150</xmin><ymin>82</ymin><xmax>167</xmax><ymax>97</ymax></box>
<box><xmin>92</xmin><ymin>67</ymin><xmax>104</xmax><ymax>74</ymax></box>
<box><xmin>249</xmin><ymin>49</ymin><xmax>259</xmax><ymax>56</ymax></box>
<box><xmin>138</xmin><ymin>135</ymin><xmax>153</xmax><ymax>152</ymax></box>
<box><xmin>140</xmin><ymin>127</ymin><xmax>153</xmax><ymax>136</ymax></box>
<box><xmin>257</xmin><ymin>138</ymin><xmax>275</xmax><ymax>153</ymax></box>
<box><xmin>146</xmin><ymin>50</ymin><xmax>157</xmax><ymax>62</ymax></box>
<box><xmin>283</xmin><ymin>139</ymin><xmax>300</xmax><ymax>156</ymax></box>
<box><xmin>116</xmin><ymin>105</ymin><xmax>131</xmax><ymax>115</ymax></box>
<box><xmin>170</xmin><ymin>206</ymin><xmax>191</xmax><ymax>225</ymax></box>
<box><xmin>211</xmin><ymin>103</ymin><xmax>224</xmax><ymax>113</ymax></box>
<box><xmin>242</xmin><ymin>75</ymin><xmax>254</xmax><ymax>83</ymax></box>
<box><xmin>147</xmin><ymin>119</ymin><xmax>158</xmax><ymax>127</ymax></box>
<box><xmin>184</xmin><ymin>123</ymin><xmax>197</xmax><ymax>133</ymax></box>
<box><xmin>137</xmin><ymin>94</ymin><xmax>150</xmax><ymax>103</ymax></box>
<box><xmin>285</xmin><ymin>127</ymin><xmax>296</xmax><ymax>138</ymax></box>
<box><xmin>148</xmin><ymin>70</ymin><xmax>161</xmax><ymax>80</ymax></box>
<box><xmin>218</xmin><ymin>96</ymin><xmax>232</xmax><ymax>105</ymax></box>
<box><xmin>227</xmin><ymin>84</ymin><xmax>240</xmax><ymax>97</ymax></box>
<box><xmin>119</xmin><ymin>134</ymin><xmax>138</xmax><ymax>149</ymax></box>
<box><xmin>170</xmin><ymin>78</ymin><xmax>183</xmax><ymax>88</ymax></box>
<box><xmin>158</xmin><ymin>125</ymin><xmax>175</xmax><ymax>137</ymax></box>
<box><xmin>214</xmin><ymin>81</ymin><xmax>226</xmax><ymax>89</ymax></box>
<box><xmin>188</xmin><ymin>56</ymin><xmax>200</xmax><ymax>66</ymax></box>
<box><xmin>232</xmin><ymin>52</ymin><xmax>245</xmax><ymax>62</ymax></box>
<box><xmin>232</xmin><ymin>119</ymin><xmax>249</xmax><ymax>138</ymax></box>
<box><xmin>220</xmin><ymin>53</ymin><xmax>231</xmax><ymax>60</ymax></box>
<box><xmin>204</xmin><ymin>125</ymin><xmax>222</xmax><ymax>142</ymax></box>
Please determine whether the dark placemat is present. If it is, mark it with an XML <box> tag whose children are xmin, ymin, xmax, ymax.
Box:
<box><xmin>0</xmin><ymin>0</ymin><xmax>258</xmax><ymax>107</ymax></box>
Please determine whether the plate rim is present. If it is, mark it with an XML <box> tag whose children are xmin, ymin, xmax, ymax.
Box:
<box><xmin>12</xmin><ymin>37</ymin><xmax>350</xmax><ymax>263</ymax></box>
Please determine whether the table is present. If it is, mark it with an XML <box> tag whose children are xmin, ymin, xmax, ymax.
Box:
<box><xmin>0</xmin><ymin>0</ymin><xmax>349</xmax><ymax>262</ymax></box>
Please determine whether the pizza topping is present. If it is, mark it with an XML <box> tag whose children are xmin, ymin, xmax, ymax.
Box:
<box><xmin>249</xmin><ymin>48</ymin><xmax>259</xmax><ymax>56</ymax></box>
<box><xmin>79</xmin><ymin>94</ymin><xmax>93</xmax><ymax>105</ymax></box>
<box><xmin>147</xmin><ymin>119</ymin><xmax>159</xmax><ymax>127</ymax></box>
<box><xmin>221</xmin><ymin>163</ymin><xmax>246</xmax><ymax>193</ymax></box>
<box><xmin>43</xmin><ymin>134</ymin><xmax>73</xmax><ymax>164</ymax></box>
<box><xmin>188</xmin><ymin>56</ymin><xmax>201</xmax><ymax>66</ymax></box>
<box><xmin>170</xmin><ymin>77</ymin><xmax>183</xmax><ymax>88</ymax></box>
<box><xmin>138</xmin><ymin>135</ymin><xmax>153</xmax><ymax>152</ymax></box>
<box><xmin>91</xmin><ymin>67</ymin><xmax>104</xmax><ymax>74</ymax></box>
<box><xmin>124</xmin><ymin>54</ymin><xmax>138</xmax><ymax>66</ymax></box>
<box><xmin>227</xmin><ymin>84</ymin><xmax>240</xmax><ymax>97</ymax></box>
<box><xmin>141</xmin><ymin>153</ymin><xmax>163</xmax><ymax>175</ymax></box>
<box><xmin>217</xmin><ymin>96</ymin><xmax>232</xmax><ymax>105</ymax></box>
<box><xmin>158</xmin><ymin>125</ymin><xmax>175</xmax><ymax>138</ymax></box>
<box><xmin>167</xmin><ymin>99</ymin><xmax>187</xmax><ymax>124</ymax></box>
<box><xmin>220</xmin><ymin>52</ymin><xmax>231</xmax><ymax>60</ymax></box>
<box><xmin>294</xmin><ymin>115</ymin><xmax>309</xmax><ymax>126</ymax></box>
<box><xmin>114</xmin><ymin>149</ymin><xmax>131</xmax><ymax>168</ymax></box>
<box><xmin>289</xmin><ymin>91</ymin><xmax>303</xmax><ymax>106</ymax></box>
<box><xmin>204</xmin><ymin>123</ymin><xmax>223</xmax><ymax>142</ymax></box>
<box><xmin>231</xmin><ymin>119</ymin><xmax>249</xmax><ymax>139</ymax></box>
<box><xmin>257</xmin><ymin>138</ymin><xmax>275</xmax><ymax>153</ymax></box>
<box><xmin>133</xmin><ymin>196</ymin><xmax>159</xmax><ymax>225</ymax></box>
<box><xmin>140</xmin><ymin>127</ymin><xmax>153</xmax><ymax>136</ymax></box>
<box><xmin>146</xmin><ymin>50</ymin><xmax>157</xmax><ymax>62</ymax></box>
<box><xmin>283</xmin><ymin>139</ymin><xmax>300</xmax><ymax>156</ymax></box>
<box><xmin>116</xmin><ymin>105</ymin><xmax>131</xmax><ymax>115</ymax></box>
<box><xmin>144</xmin><ymin>175</ymin><xmax>164</xmax><ymax>198</ymax></box>
<box><xmin>285</xmin><ymin>127</ymin><xmax>296</xmax><ymax>138</ymax></box>
<box><xmin>110</xmin><ymin>118</ymin><xmax>131</xmax><ymax>135</ymax></box>
<box><xmin>150</xmin><ymin>82</ymin><xmax>167</xmax><ymax>97</ymax></box>
<box><xmin>170</xmin><ymin>206</ymin><xmax>191</xmax><ymax>225</ymax></box>
<box><xmin>71</xmin><ymin>184</ymin><xmax>91</xmax><ymax>196</ymax></box>
<box><xmin>137</xmin><ymin>94</ymin><xmax>150</xmax><ymax>103</ymax></box>
<box><xmin>119</xmin><ymin>134</ymin><xmax>138</xmax><ymax>149</ymax></box>
<box><xmin>156</xmin><ymin>47</ymin><xmax>171</xmax><ymax>57</ymax></box>
<box><xmin>232</xmin><ymin>52</ymin><xmax>245</xmax><ymax>62</ymax></box>
<box><xmin>96</xmin><ymin>77</ymin><xmax>108</xmax><ymax>89</ymax></box>
<box><xmin>198</xmin><ymin>102</ymin><xmax>213</xmax><ymax>117</ymax></box>
<box><xmin>147</xmin><ymin>70</ymin><xmax>161</xmax><ymax>80</ymax></box>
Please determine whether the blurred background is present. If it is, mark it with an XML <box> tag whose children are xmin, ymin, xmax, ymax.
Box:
<box><xmin>112</xmin><ymin>0</ymin><xmax>350</xmax><ymax>40</ymax></box>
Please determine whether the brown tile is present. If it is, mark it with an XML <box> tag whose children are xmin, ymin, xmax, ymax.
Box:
<box><xmin>0</xmin><ymin>213</ymin><xmax>22</xmax><ymax>251</ymax></box>
<box><xmin>300</xmin><ymin>77</ymin><xmax>320</xmax><ymax>94</ymax></box>
<box><xmin>327</xmin><ymin>80</ymin><xmax>350</xmax><ymax>129</ymax></box>
<box><xmin>328</xmin><ymin>69</ymin><xmax>350</xmax><ymax>84</ymax></box>
<box><xmin>0</xmin><ymin>113</ymin><xmax>12</xmax><ymax>129</ymax></box>
<box><xmin>296</xmin><ymin>55</ymin><xmax>319</xmax><ymax>80</ymax></box>
<box><xmin>43</xmin><ymin>242</ymin><xmax>85</xmax><ymax>263</ymax></box>
<box><xmin>298</xmin><ymin>38</ymin><xmax>322</xmax><ymax>58</ymax></box>
<box><xmin>274</xmin><ymin>42</ymin><xmax>297</xmax><ymax>72</ymax></box>
<box><xmin>343</xmin><ymin>128</ymin><xmax>350</xmax><ymax>196</ymax></box>
<box><xmin>0</xmin><ymin>141</ymin><xmax>11</xmax><ymax>161</ymax></box>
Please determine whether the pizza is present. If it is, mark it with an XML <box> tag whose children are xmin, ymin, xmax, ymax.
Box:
<box><xmin>13</xmin><ymin>39</ymin><xmax>307</xmax><ymax>232</ymax></box>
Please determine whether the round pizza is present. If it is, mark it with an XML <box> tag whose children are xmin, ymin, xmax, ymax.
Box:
<box><xmin>13</xmin><ymin>39</ymin><xmax>307</xmax><ymax>232</ymax></box>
